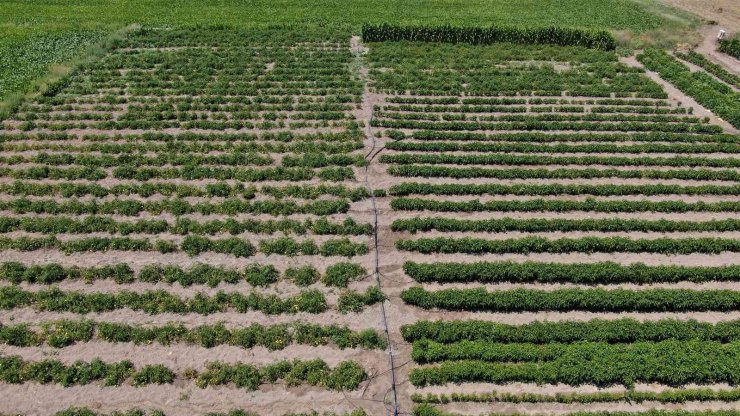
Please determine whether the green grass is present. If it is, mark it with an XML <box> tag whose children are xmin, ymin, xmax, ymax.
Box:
<box><xmin>0</xmin><ymin>0</ymin><xmax>700</xmax><ymax>103</ymax></box>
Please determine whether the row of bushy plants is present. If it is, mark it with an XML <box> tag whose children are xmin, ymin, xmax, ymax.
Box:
<box><xmin>380</xmin><ymin>153</ymin><xmax>740</xmax><ymax>168</ymax></box>
<box><xmin>392</xmin><ymin>217</ymin><xmax>740</xmax><ymax>234</ymax></box>
<box><xmin>410</xmin><ymin>387</ymin><xmax>740</xmax><ymax>404</ymax></box>
<box><xmin>390</xmin><ymin>197</ymin><xmax>740</xmax><ymax>213</ymax></box>
<box><xmin>410</xmin><ymin>339</ymin><xmax>739</xmax><ymax>364</ymax></box>
<box><xmin>401</xmin><ymin>287</ymin><xmax>740</xmax><ymax>312</ymax></box>
<box><xmin>0</xmin><ymin>320</ymin><xmax>386</xmax><ymax>350</ymax></box>
<box><xmin>0</xmin><ymin>261</ymin><xmax>367</xmax><ymax>288</ymax></box>
<box><xmin>413</xmin><ymin>406</ymin><xmax>740</xmax><ymax>416</ymax></box>
<box><xmin>400</xmin><ymin>318</ymin><xmax>740</xmax><ymax>343</ymax></box>
<box><xmin>110</xmin><ymin>166</ymin><xmax>354</xmax><ymax>182</ymax></box>
<box><xmin>407</xmin><ymin>130</ymin><xmax>736</xmax><ymax>143</ymax></box>
<box><xmin>0</xmin><ymin>235</ymin><xmax>367</xmax><ymax>257</ymax></box>
<box><xmin>0</xmin><ymin>181</ymin><xmax>369</xmax><ymax>200</ymax></box>
<box><xmin>373</xmin><ymin>118</ymin><xmax>720</xmax><ymax>133</ymax></box>
<box><xmin>362</xmin><ymin>23</ymin><xmax>616</xmax><ymax>50</ymax></box>
<box><xmin>0</xmin><ymin>355</ymin><xmax>366</xmax><ymax>391</ymax></box>
<box><xmin>396</xmin><ymin>236</ymin><xmax>740</xmax><ymax>255</ymax></box>
<box><xmin>408</xmin><ymin>340</ymin><xmax>740</xmax><ymax>386</ymax></box>
<box><xmin>0</xmin><ymin>197</ymin><xmax>351</xmax><ymax>216</ymax></box>
<box><xmin>385</xmin><ymin>139</ymin><xmax>738</xmax><ymax>154</ymax></box>
<box><xmin>53</xmin><ymin>408</ymin><xmax>368</xmax><ymax>416</ymax></box>
<box><xmin>402</xmin><ymin>261</ymin><xmax>740</xmax><ymax>284</ymax></box>
<box><xmin>719</xmin><ymin>38</ymin><xmax>740</xmax><ymax>59</ymax></box>
<box><xmin>0</xmin><ymin>286</ymin><xmax>383</xmax><ymax>315</ymax></box>
<box><xmin>377</xmin><ymin>110</ymin><xmax>700</xmax><ymax>124</ymax></box>
<box><xmin>388</xmin><ymin>183</ymin><xmax>740</xmax><ymax>196</ymax></box>
<box><xmin>0</xmin><ymin>216</ymin><xmax>372</xmax><ymax>236</ymax></box>
<box><xmin>388</xmin><ymin>165</ymin><xmax>739</xmax><ymax>181</ymax></box>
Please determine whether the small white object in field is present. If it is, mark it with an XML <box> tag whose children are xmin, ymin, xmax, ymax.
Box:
<box><xmin>718</xmin><ymin>30</ymin><xmax>727</xmax><ymax>40</ymax></box>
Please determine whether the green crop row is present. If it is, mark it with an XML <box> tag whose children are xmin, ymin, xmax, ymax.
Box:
<box><xmin>388</xmin><ymin>183</ymin><xmax>740</xmax><ymax>196</ymax></box>
<box><xmin>110</xmin><ymin>166</ymin><xmax>354</xmax><ymax>182</ymax></box>
<box><xmin>362</xmin><ymin>23</ymin><xmax>616</xmax><ymax>50</ymax></box>
<box><xmin>407</xmin><ymin>130</ymin><xmax>738</xmax><ymax>143</ymax></box>
<box><xmin>411</xmin><ymin>339</ymin><xmax>739</xmax><ymax>364</ymax></box>
<box><xmin>396</xmin><ymin>236</ymin><xmax>740</xmax><ymax>255</ymax></box>
<box><xmin>390</xmin><ymin>197</ymin><xmax>740</xmax><ymax>213</ymax></box>
<box><xmin>402</xmin><ymin>261</ymin><xmax>740</xmax><ymax>284</ymax></box>
<box><xmin>0</xmin><ymin>355</ymin><xmax>366</xmax><ymax>391</ymax></box>
<box><xmin>0</xmin><ymin>216</ymin><xmax>372</xmax><ymax>236</ymax></box>
<box><xmin>373</xmin><ymin>118</ymin><xmax>720</xmax><ymax>133</ymax></box>
<box><xmin>384</xmin><ymin>97</ymin><xmax>674</xmax><ymax>107</ymax></box>
<box><xmin>0</xmin><ymin>152</ymin><xmax>274</xmax><ymax>168</ymax></box>
<box><xmin>380</xmin><ymin>153</ymin><xmax>740</xmax><ymax>168</ymax></box>
<box><xmin>0</xmin><ymin>197</ymin><xmax>351</xmax><ymax>216</ymax></box>
<box><xmin>411</xmin><ymin>387</ymin><xmax>740</xmax><ymax>404</ymax></box>
<box><xmin>379</xmin><ymin>111</ymin><xmax>701</xmax><ymax>124</ymax></box>
<box><xmin>0</xmin><ymin>140</ymin><xmax>363</xmax><ymax>156</ymax></box>
<box><xmin>0</xmin><ymin>286</ymin><xmax>331</xmax><ymax>315</ymax></box>
<box><xmin>674</xmin><ymin>51</ymin><xmax>739</xmax><ymax>88</ymax></box>
<box><xmin>377</xmin><ymin>110</ymin><xmax>699</xmax><ymax>124</ymax></box>
<box><xmin>387</xmin><ymin>165</ymin><xmax>739</xmax><ymax>181</ymax></box>
<box><xmin>52</xmin><ymin>408</ymin><xmax>368</xmax><ymax>416</ymax></box>
<box><xmin>0</xmin><ymin>181</ymin><xmax>369</xmax><ymax>200</ymax></box>
<box><xmin>413</xmin><ymin>406</ymin><xmax>740</xmax><ymax>416</ymax></box>
<box><xmin>257</xmin><ymin>237</ymin><xmax>368</xmax><ymax>257</ymax></box>
<box><xmin>401</xmin><ymin>318</ymin><xmax>740</xmax><ymax>343</ymax></box>
<box><xmin>401</xmin><ymin>287</ymin><xmax>740</xmax><ymax>312</ymax></box>
<box><xmin>0</xmin><ymin>286</ymin><xmax>384</xmax><ymax>315</ymax></box>
<box><xmin>0</xmin><ymin>131</ymin><xmax>363</xmax><ymax>144</ymax></box>
<box><xmin>719</xmin><ymin>38</ymin><xmax>740</xmax><ymax>59</ymax></box>
<box><xmin>385</xmin><ymin>140</ymin><xmax>739</xmax><ymax>154</ymax></box>
<box><xmin>637</xmin><ymin>49</ymin><xmax>739</xmax><ymax>128</ymax></box>
<box><xmin>0</xmin><ymin>261</ymin><xmax>367</xmax><ymax>288</ymax></box>
<box><xmin>0</xmin><ymin>235</ymin><xmax>368</xmax><ymax>257</ymax></box>
<box><xmin>408</xmin><ymin>340</ymin><xmax>740</xmax><ymax>386</ymax></box>
<box><xmin>392</xmin><ymin>217</ymin><xmax>740</xmax><ymax>234</ymax></box>
<box><xmin>0</xmin><ymin>320</ymin><xmax>385</xmax><ymax>350</ymax></box>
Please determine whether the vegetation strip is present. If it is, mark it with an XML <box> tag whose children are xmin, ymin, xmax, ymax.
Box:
<box><xmin>402</xmin><ymin>261</ymin><xmax>740</xmax><ymax>284</ymax></box>
<box><xmin>0</xmin><ymin>285</ymin><xmax>384</xmax><ymax>314</ymax></box>
<box><xmin>380</xmin><ymin>153</ymin><xmax>740</xmax><ymax>168</ymax></box>
<box><xmin>391</xmin><ymin>198</ymin><xmax>740</xmax><ymax>213</ymax></box>
<box><xmin>392</xmin><ymin>218</ymin><xmax>740</xmax><ymax>234</ymax></box>
<box><xmin>0</xmin><ymin>355</ymin><xmax>367</xmax><ymax>391</ymax></box>
<box><xmin>388</xmin><ymin>183</ymin><xmax>740</xmax><ymax>197</ymax></box>
<box><xmin>396</xmin><ymin>236</ymin><xmax>740</xmax><ymax>254</ymax></box>
<box><xmin>0</xmin><ymin>235</ymin><xmax>368</xmax><ymax>258</ymax></box>
<box><xmin>410</xmin><ymin>387</ymin><xmax>740</xmax><ymax>404</ymax></box>
<box><xmin>401</xmin><ymin>318</ymin><xmax>740</xmax><ymax>343</ymax></box>
<box><xmin>0</xmin><ymin>216</ymin><xmax>372</xmax><ymax>236</ymax></box>
<box><xmin>388</xmin><ymin>165</ymin><xmax>740</xmax><ymax>181</ymax></box>
<box><xmin>408</xmin><ymin>347</ymin><xmax>740</xmax><ymax>386</ymax></box>
<box><xmin>0</xmin><ymin>261</ymin><xmax>368</xmax><ymax>288</ymax></box>
<box><xmin>412</xmin><ymin>407</ymin><xmax>740</xmax><ymax>416</ymax></box>
<box><xmin>0</xmin><ymin>320</ymin><xmax>386</xmax><ymax>350</ymax></box>
<box><xmin>362</xmin><ymin>23</ymin><xmax>616</xmax><ymax>50</ymax></box>
<box><xmin>401</xmin><ymin>287</ymin><xmax>740</xmax><ymax>312</ymax></box>
<box><xmin>408</xmin><ymin>131</ymin><xmax>739</xmax><ymax>144</ymax></box>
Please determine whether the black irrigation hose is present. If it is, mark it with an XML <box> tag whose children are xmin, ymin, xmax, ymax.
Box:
<box><xmin>358</xmin><ymin>39</ymin><xmax>399</xmax><ymax>416</ymax></box>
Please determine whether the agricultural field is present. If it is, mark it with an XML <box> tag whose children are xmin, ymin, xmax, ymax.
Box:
<box><xmin>0</xmin><ymin>1</ymin><xmax>739</xmax><ymax>416</ymax></box>
<box><xmin>362</xmin><ymin>22</ymin><xmax>740</xmax><ymax>416</ymax></box>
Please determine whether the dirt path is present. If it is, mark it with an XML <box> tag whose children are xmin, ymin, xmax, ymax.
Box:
<box><xmin>695</xmin><ymin>25</ymin><xmax>740</xmax><ymax>75</ymax></box>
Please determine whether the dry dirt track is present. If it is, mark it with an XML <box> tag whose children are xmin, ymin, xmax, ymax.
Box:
<box><xmin>659</xmin><ymin>0</ymin><xmax>740</xmax><ymax>28</ymax></box>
